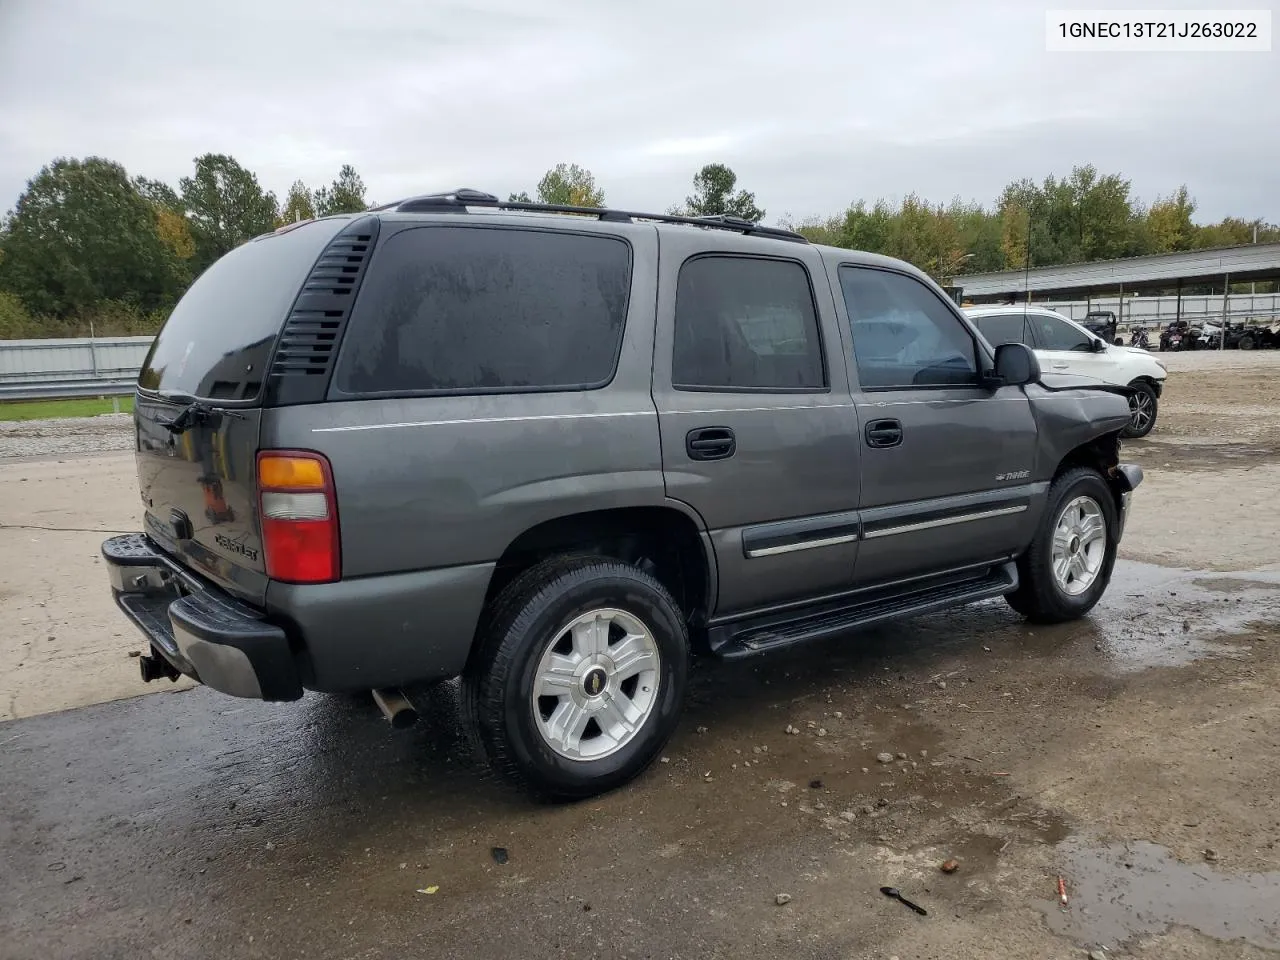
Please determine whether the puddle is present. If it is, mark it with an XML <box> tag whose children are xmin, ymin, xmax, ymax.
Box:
<box><xmin>1041</xmin><ymin>839</ymin><xmax>1280</xmax><ymax>951</ymax></box>
<box><xmin>1061</xmin><ymin>560</ymin><xmax>1280</xmax><ymax>673</ymax></box>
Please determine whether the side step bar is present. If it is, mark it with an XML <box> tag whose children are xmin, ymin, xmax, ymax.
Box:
<box><xmin>710</xmin><ymin>562</ymin><xmax>1018</xmax><ymax>661</ymax></box>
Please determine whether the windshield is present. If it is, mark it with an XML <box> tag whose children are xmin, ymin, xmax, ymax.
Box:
<box><xmin>138</xmin><ymin>218</ymin><xmax>349</xmax><ymax>402</ymax></box>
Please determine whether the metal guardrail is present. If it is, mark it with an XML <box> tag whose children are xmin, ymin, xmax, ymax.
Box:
<box><xmin>0</xmin><ymin>335</ymin><xmax>150</xmax><ymax>402</ymax></box>
<box><xmin>0</xmin><ymin>378</ymin><xmax>137</xmax><ymax>401</ymax></box>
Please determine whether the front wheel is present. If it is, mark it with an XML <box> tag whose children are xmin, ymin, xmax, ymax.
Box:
<box><xmin>1239</xmin><ymin>334</ymin><xmax>1255</xmax><ymax>350</ymax></box>
<box><xmin>1121</xmin><ymin>381</ymin><xmax>1158</xmax><ymax>439</ymax></box>
<box><xmin>1005</xmin><ymin>468</ymin><xmax>1118</xmax><ymax>624</ymax></box>
<box><xmin>463</xmin><ymin>555</ymin><xmax>689</xmax><ymax>801</ymax></box>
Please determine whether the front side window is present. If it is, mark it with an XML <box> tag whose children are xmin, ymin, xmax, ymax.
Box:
<box><xmin>1030</xmin><ymin>315</ymin><xmax>1093</xmax><ymax>352</ymax></box>
<box><xmin>333</xmin><ymin>226</ymin><xmax>631</xmax><ymax>396</ymax></box>
<box><xmin>672</xmin><ymin>255</ymin><xmax>826</xmax><ymax>391</ymax></box>
<box><xmin>838</xmin><ymin>267</ymin><xmax>978</xmax><ymax>389</ymax></box>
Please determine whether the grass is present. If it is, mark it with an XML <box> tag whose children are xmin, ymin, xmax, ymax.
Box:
<box><xmin>0</xmin><ymin>395</ymin><xmax>135</xmax><ymax>422</ymax></box>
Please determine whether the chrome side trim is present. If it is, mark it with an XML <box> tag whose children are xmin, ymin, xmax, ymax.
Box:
<box><xmin>745</xmin><ymin>532</ymin><xmax>859</xmax><ymax>559</ymax></box>
<box><xmin>314</xmin><ymin>410</ymin><xmax>654</xmax><ymax>433</ymax></box>
<box><xmin>862</xmin><ymin>504</ymin><xmax>1027</xmax><ymax>540</ymax></box>
<box><xmin>314</xmin><ymin>404</ymin><xmax>859</xmax><ymax>434</ymax></box>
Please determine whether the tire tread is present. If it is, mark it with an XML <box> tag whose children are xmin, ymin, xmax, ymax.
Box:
<box><xmin>1006</xmin><ymin>466</ymin><xmax>1117</xmax><ymax>624</ymax></box>
<box><xmin>463</xmin><ymin>554</ymin><xmax>687</xmax><ymax>801</ymax></box>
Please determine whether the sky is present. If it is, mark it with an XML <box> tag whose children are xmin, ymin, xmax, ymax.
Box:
<box><xmin>1</xmin><ymin>0</ymin><xmax>1278</xmax><ymax>226</ymax></box>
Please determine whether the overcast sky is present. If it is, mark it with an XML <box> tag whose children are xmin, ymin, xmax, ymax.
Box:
<box><xmin>1</xmin><ymin>0</ymin><xmax>1277</xmax><ymax>225</ymax></box>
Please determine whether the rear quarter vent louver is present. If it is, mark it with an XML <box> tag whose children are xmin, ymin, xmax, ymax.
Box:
<box><xmin>266</xmin><ymin>216</ymin><xmax>380</xmax><ymax>406</ymax></box>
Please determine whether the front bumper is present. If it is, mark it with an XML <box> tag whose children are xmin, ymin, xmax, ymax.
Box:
<box><xmin>1110</xmin><ymin>463</ymin><xmax>1143</xmax><ymax>544</ymax></box>
<box><xmin>102</xmin><ymin>534</ymin><xmax>302</xmax><ymax>701</ymax></box>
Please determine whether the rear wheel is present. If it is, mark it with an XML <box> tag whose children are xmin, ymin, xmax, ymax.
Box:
<box><xmin>463</xmin><ymin>555</ymin><xmax>689</xmax><ymax>801</ymax></box>
<box><xmin>1121</xmin><ymin>381</ymin><xmax>1158</xmax><ymax>439</ymax></box>
<box><xmin>1006</xmin><ymin>467</ymin><xmax>1118</xmax><ymax>624</ymax></box>
<box><xmin>1239</xmin><ymin>334</ymin><xmax>1256</xmax><ymax>350</ymax></box>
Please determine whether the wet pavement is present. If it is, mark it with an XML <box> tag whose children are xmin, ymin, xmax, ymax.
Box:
<box><xmin>1042</xmin><ymin>839</ymin><xmax>1280</xmax><ymax>952</ymax></box>
<box><xmin>3</xmin><ymin>559</ymin><xmax>1280</xmax><ymax>960</ymax></box>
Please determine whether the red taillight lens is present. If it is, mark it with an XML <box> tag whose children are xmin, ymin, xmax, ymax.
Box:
<box><xmin>256</xmin><ymin>451</ymin><xmax>339</xmax><ymax>583</ymax></box>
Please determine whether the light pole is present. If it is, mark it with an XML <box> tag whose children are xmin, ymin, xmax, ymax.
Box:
<box><xmin>939</xmin><ymin>252</ymin><xmax>975</xmax><ymax>283</ymax></box>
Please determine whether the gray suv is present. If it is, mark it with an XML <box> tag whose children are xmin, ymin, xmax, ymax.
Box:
<box><xmin>102</xmin><ymin>189</ymin><xmax>1143</xmax><ymax>800</ymax></box>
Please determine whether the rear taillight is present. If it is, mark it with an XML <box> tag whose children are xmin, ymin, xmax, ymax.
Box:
<box><xmin>256</xmin><ymin>450</ymin><xmax>339</xmax><ymax>584</ymax></box>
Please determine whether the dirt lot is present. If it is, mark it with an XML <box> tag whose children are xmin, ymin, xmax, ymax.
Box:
<box><xmin>2</xmin><ymin>351</ymin><xmax>1279</xmax><ymax>959</ymax></box>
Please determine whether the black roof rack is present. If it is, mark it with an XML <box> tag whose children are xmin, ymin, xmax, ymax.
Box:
<box><xmin>377</xmin><ymin>188</ymin><xmax>809</xmax><ymax>243</ymax></box>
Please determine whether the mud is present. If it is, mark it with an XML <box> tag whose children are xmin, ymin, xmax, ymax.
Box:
<box><xmin>3</xmin><ymin>560</ymin><xmax>1280</xmax><ymax>959</ymax></box>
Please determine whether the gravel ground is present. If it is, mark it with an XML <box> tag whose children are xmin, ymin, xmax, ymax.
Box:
<box><xmin>0</xmin><ymin>413</ymin><xmax>133</xmax><ymax>459</ymax></box>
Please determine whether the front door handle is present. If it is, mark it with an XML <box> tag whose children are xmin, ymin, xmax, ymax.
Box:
<box><xmin>1051</xmin><ymin>361</ymin><xmax>1069</xmax><ymax>369</ymax></box>
<box><xmin>864</xmin><ymin>418</ymin><xmax>903</xmax><ymax>449</ymax></box>
<box><xmin>686</xmin><ymin>426</ymin><xmax>736</xmax><ymax>461</ymax></box>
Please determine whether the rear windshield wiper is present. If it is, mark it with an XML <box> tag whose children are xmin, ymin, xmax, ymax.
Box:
<box><xmin>160</xmin><ymin>400</ymin><xmax>215</xmax><ymax>435</ymax></box>
<box><xmin>152</xmin><ymin>392</ymin><xmax>244</xmax><ymax>434</ymax></box>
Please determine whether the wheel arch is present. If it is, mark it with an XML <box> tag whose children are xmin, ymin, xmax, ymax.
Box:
<box><xmin>1052</xmin><ymin>430</ymin><xmax>1138</xmax><ymax>516</ymax></box>
<box><xmin>481</xmin><ymin>504</ymin><xmax>714</xmax><ymax>630</ymax></box>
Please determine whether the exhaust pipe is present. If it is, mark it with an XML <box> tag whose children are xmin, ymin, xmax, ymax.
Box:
<box><xmin>371</xmin><ymin>688</ymin><xmax>419</xmax><ymax>730</ymax></box>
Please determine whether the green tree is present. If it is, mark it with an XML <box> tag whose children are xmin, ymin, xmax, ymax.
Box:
<box><xmin>1142</xmin><ymin>186</ymin><xmax>1196</xmax><ymax>253</ymax></box>
<box><xmin>838</xmin><ymin>199</ymin><xmax>895</xmax><ymax>254</ymax></box>
<box><xmin>948</xmin><ymin>199</ymin><xmax>1003</xmax><ymax>273</ymax></box>
<box><xmin>0</xmin><ymin>157</ymin><xmax>178</xmax><ymax>316</ymax></box>
<box><xmin>1193</xmin><ymin>216</ymin><xmax>1278</xmax><ymax>248</ymax></box>
<box><xmin>536</xmin><ymin>163</ymin><xmax>605</xmax><ymax>207</ymax></box>
<box><xmin>314</xmin><ymin>165</ymin><xmax>367</xmax><ymax>215</ymax></box>
<box><xmin>179</xmin><ymin>153</ymin><xmax>279</xmax><ymax>268</ymax></box>
<box><xmin>507</xmin><ymin>191</ymin><xmax>533</xmax><ymax>203</ymax></box>
<box><xmin>683</xmin><ymin>163</ymin><xmax>764</xmax><ymax>222</ymax></box>
<box><xmin>783</xmin><ymin>214</ymin><xmax>842</xmax><ymax>245</ymax></box>
<box><xmin>281</xmin><ymin>180</ymin><xmax>317</xmax><ymax>224</ymax></box>
<box><xmin>133</xmin><ymin>174</ymin><xmax>196</xmax><ymax>288</ymax></box>
<box><xmin>134</xmin><ymin>176</ymin><xmax>182</xmax><ymax>211</ymax></box>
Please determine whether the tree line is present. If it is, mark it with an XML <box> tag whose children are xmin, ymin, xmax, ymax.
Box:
<box><xmin>0</xmin><ymin>153</ymin><xmax>1275</xmax><ymax>339</ymax></box>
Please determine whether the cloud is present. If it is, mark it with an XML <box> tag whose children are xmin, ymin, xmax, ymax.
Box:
<box><xmin>0</xmin><ymin>0</ymin><xmax>1276</xmax><ymax>222</ymax></box>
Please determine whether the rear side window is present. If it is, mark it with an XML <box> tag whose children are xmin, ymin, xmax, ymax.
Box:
<box><xmin>333</xmin><ymin>226</ymin><xmax>631</xmax><ymax>396</ymax></box>
<box><xmin>138</xmin><ymin>219</ymin><xmax>348</xmax><ymax>400</ymax></box>
<box><xmin>672</xmin><ymin>255</ymin><xmax>826</xmax><ymax>391</ymax></box>
<box><xmin>972</xmin><ymin>313</ymin><xmax>1030</xmax><ymax>347</ymax></box>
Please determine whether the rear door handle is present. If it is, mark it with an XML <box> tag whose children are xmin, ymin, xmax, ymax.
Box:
<box><xmin>686</xmin><ymin>426</ymin><xmax>736</xmax><ymax>461</ymax></box>
<box><xmin>1051</xmin><ymin>361</ymin><xmax>1069</xmax><ymax>369</ymax></box>
<box><xmin>864</xmin><ymin>418</ymin><xmax>903</xmax><ymax>449</ymax></box>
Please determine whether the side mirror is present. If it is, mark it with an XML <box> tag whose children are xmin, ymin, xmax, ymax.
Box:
<box><xmin>1092</xmin><ymin>338</ymin><xmax>1108</xmax><ymax>353</ymax></box>
<box><xmin>992</xmin><ymin>342</ymin><xmax>1040</xmax><ymax>387</ymax></box>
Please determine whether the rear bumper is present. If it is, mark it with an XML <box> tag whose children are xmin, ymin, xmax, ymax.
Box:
<box><xmin>102</xmin><ymin>534</ymin><xmax>302</xmax><ymax>701</ymax></box>
<box><xmin>103</xmin><ymin>533</ymin><xmax>495</xmax><ymax>699</ymax></box>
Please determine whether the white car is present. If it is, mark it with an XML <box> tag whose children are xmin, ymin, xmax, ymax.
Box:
<box><xmin>964</xmin><ymin>305</ymin><xmax>1168</xmax><ymax>438</ymax></box>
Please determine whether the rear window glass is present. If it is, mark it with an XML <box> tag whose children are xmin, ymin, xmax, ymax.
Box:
<box><xmin>138</xmin><ymin>219</ymin><xmax>347</xmax><ymax>400</ymax></box>
<box><xmin>332</xmin><ymin>226</ymin><xmax>631</xmax><ymax>396</ymax></box>
<box><xmin>972</xmin><ymin>313</ymin><xmax>1029</xmax><ymax>347</ymax></box>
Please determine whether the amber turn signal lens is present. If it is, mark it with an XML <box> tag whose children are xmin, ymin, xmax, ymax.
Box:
<box><xmin>258</xmin><ymin>455</ymin><xmax>326</xmax><ymax>490</ymax></box>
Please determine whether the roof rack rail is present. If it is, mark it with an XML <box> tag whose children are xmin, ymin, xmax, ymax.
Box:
<box><xmin>381</xmin><ymin>188</ymin><xmax>809</xmax><ymax>243</ymax></box>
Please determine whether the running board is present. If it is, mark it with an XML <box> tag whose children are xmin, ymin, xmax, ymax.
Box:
<box><xmin>710</xmin><ymin>562</ymin><xmax>1018</xmax><ymax>661</ymax></box>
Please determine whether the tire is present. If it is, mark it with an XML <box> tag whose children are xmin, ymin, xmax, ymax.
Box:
<box><xmin>1121</xmin><ymin>380</ymin><xmax>1158</xmax><ymax>439</ymax></box>
<box><xmin>1239</xmin><ymin>334</ymin><xmax>1255</xmax><ymax>350</ymax></box>
<box><xmin>1005</xmin><ymin>467</ymin><xmax>1118</xmax><ymax>624</ymax></box>
<box><xmin>463</xmin><ymin>555</ymin><xmax>689</xmax><ymax>801</ymax></box>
